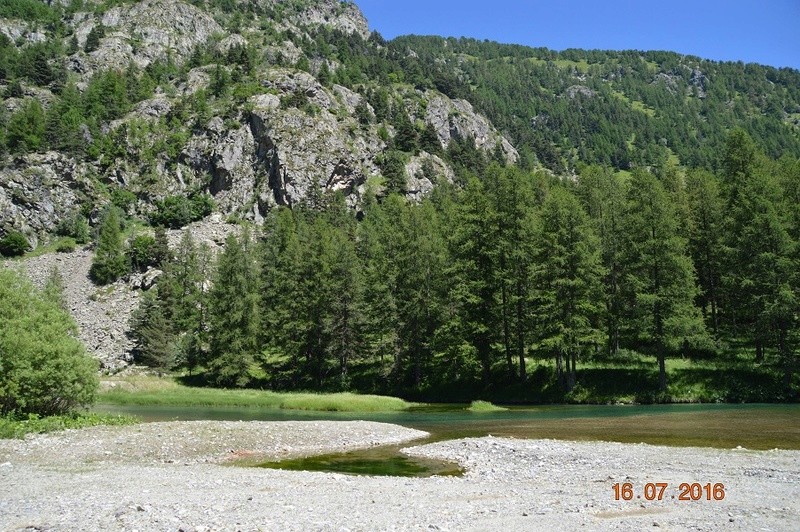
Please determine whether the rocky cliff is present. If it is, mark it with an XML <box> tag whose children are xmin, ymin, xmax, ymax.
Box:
<box><xmin>0</xmin><ymin>0</ymin><xmax>518</xmax><ymax>369</ymax></box>
<box><xmin>1</xmin><ymin>0</ymin><xmax>517</xmax><ymax>240</ymax></box>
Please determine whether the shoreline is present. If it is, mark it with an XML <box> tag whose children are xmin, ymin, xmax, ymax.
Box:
<box><xmin>1</xmin><ymin>420</ymin><xmax>798</xmax><ymax>531</ymax></box>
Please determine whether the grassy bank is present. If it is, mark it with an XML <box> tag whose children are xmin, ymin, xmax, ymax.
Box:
<box><xmin>99</xmin><ymin>375</ymin><xmax>417</xmax><ymax>412</ymax></box>
<box><xmin>0</xmin><ymin>412</ymin><xmax>138</xmax><ymax>439</ymax></box>
<box><xmin>467</xmin><ymin>400</ymin><xmax>508</xmax><ymax>412</ymax></box>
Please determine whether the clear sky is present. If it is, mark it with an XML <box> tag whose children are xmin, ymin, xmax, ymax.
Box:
<box><xmin>355</xmin><ymin>0</ymin><xmax>800</xmax><ymax>70</ymax></box>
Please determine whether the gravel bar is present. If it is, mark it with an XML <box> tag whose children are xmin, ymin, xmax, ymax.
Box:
<box><xmin>1</xmin><ymin>421</ymin><xmax>798</xmax><ymax>531</ymax></box>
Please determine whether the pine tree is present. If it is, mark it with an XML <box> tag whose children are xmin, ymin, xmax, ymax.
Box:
<box><xmin>576</xmin><ymin>165</ymin><xmax>627</xmax><ymax>354</ymax></box>
<box><xmin>207</xmin><ymin>231</ymin><xmax>260</xmax><ymax>387</ymax></box>
<box><xmin>533</xmin><ymin>187</ymin><xmax>604</xmax><ymax>392</ymax></box>
<box><xmin>130</xmin><ymin>290</ymin><xmax>175</xmax><ymax>371</ymax></box>
<box><xmin>393</xmin><ymin>201</ymin><xmax>447</xmax><ymax>389</ymax></box>
<box><xmin>6</xmin><ymin>99</ymin><xmax>45</xmax><ymax>153</ymax></box>
<box><xmin>686</xmin><ymin>168</ymin><xmax>724</xmax><ymax>333</ymax></box>
<box><xmin>89</xmin><ymin>207</ymin><xmax>128</xmax><ymax>285</ymax></box>
<box><xmin>319</xmin><ymin>221</ymin><xmax>367</xmax><ymax>389</ymax></box>
<box><xmin>449</xmin><ymin>177</ymin><xmax>500</xmax><ymax>384</ymax></box>
<box><xmin>486</xmin><ymin>165</ymin><xmax>539</xmax><ymax>381</ymax></box>
<box><xmin>84</xmin><ymin>24</ymin><xmax>105</xmax><ymax>53</ymax></box>
<box><xmin>261</xmin><ymin>208</ymin><xmax>309</xmax><ymax>386</ymax></box>
<box><xmin>623</xmin><ymin>170</ymin><xmax>706</xmax><ymax>392</ymax></box>
<box><xmin>357</xmin><ymin>194</ymin><xmax>402</xmax><ymax>382</ymax></box>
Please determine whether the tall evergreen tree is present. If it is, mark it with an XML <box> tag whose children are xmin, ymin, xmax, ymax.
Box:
<box><xmin>577</xmin><ymin>165</ymin><xmax>627</xmax><ymax>354</ymax></box>
<box><xmin>720</xmin><ymin>130</ymin><xmax>795</xmax><ymax>366</ymax></box>
<box><xmin>393</xmin><ymin>200</ymin><xmax>446</xmax><ymax>389</ymax></box>
<box><xmin>130</xmin><ymin>289</ymin><xmax>175</xmax><ymax>371</ymax></box>
<box><xmin>89</xmin><ymin>207</ymin><xmax>127</xmax><ymax>285</ymax></box>
<box><xmin>533</xmin><ymin>187</ymin><xmax>604</xmax><ymax>392</ymax></box>
<box><xmin>449</xmin><ymin>177</ymin><xmax>500</xmax><ymax>384</ymax></box>
<box><xmin>207</xmin><ymin>230</ymin><xmax>260</xmax><ymax>387</ymax></box>
<box><xmin>623</xmin><ymin>170</ymin><xmax>706</xmax><ymax>391</ymax></box>
<box><xmin>357</xmin><ymin>193</ymin><xmax>406</xmax><ymax>385</ymax></box>
<box><xmin>486</xmin><ymin>164</ymin><xmax>539</xmax><ymax>381</ymax></box>
<box><xmin>686</xmin><ymin>168</ymin><xmax>724</xmax><ymax>333</ymax></box>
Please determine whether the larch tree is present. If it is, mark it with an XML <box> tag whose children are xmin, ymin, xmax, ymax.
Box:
<box><xmin>623</xmin><ymin>170</ymin><xmax>706</xmax><ymax>392</ymax></box>
<box><xmin>533</xmin><ymin>187</ymin><xmax>604</xmax><ymax>392</ymax></box>
<box><xmin>207</xmin><ymin>230</ymin><xmax>260</xmax><ymax>387</ymax></box>
<box><xmin>576</xmin><ymin>165</ymin><xmax>627</xmax><ymax>354</ymax></box>
<box><xmin>686</xmin><ymin>168</ymin><xmax>725</xmax><ymax>333</ymax></box>
<box><xmin>89</xmin><ymin>207</ymin><xmax>127</xmax><ymax>285</ymax></box>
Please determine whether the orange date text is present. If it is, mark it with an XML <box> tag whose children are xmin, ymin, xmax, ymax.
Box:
<box><xmin>612</xmin><ymin>482</ymin><xmax>726</xmax><ymax>501</ymax></box>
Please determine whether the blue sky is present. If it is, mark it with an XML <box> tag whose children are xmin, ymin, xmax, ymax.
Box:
<box><xmin>355</xmin><ymin>1</ymin><xmax>800</xmax><ymax>70</ymax></box>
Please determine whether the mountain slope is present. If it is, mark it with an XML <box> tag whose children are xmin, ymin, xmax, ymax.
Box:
<box><xmin>0</xmin><ymin>0</ymin><xmax>516</xmax><ymax>241</ymax></box>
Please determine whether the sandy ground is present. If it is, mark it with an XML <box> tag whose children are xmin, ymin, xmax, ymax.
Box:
<box><xmin>1</xmin><ymin>420</ymin><xmax>798</xmax><ymax>531</ymax></box>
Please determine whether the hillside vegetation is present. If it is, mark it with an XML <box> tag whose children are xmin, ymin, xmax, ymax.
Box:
<box><xmin>1</xmin><ymin>0</ymin><xmax>798</xmax><ymax>403</ymax></box>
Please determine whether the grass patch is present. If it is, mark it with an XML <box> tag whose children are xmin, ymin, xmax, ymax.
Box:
<box><xmin>99</xmin><ymin>375</ymin><xmax>417</xmax><ymax>412</ymax></box>
<box><xmin>0</xmin><ymin>412</ymin><xmax>138</xmax><ymax>439</ymax></box>
<box><xmin>467</xmin><ymin>400</ymin><xmax>508</xmax><ymax>412</ymax></box>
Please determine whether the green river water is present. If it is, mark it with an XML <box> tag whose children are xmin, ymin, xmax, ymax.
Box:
<box><xmin>96</xmin><ymin>403</ymin><xmax>800</xmax><ymax>477</ymax></box>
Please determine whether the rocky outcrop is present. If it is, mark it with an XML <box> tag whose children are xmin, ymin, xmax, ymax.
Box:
<box><xmin>423</xmin><ymin>92</ymin><xmax>518</xmax><ymax>165</ymax></box>
<box><xmin>265</xmin><ymin>0</ymin><xmax>371</xmax><ymax>40</ymax></box>
<box><xmin>565</xmin><ymin>85</ymin><xmax>596</xmax><ymax>99</ymax></box>
<box><xmin>405</xmin><ymin>152</ymin><xmax>455</xmax><ymax>200</ymax></box>
<box><xmin>70</xmin><ymin>0</ymin><xmax>223</xmax><ymax>76</ymax></box>
<box><xmin>0</xmin><ymin>19</ymin><xmax>45</xmax><ymax>44</ymax></box>
<box><xmin>0</xmin><ymin>153</ymin><xmax>98</xmax><ymax>245</ymax></box>
<box><xmin>14</xmin><ymin>247</ymin><xmax>138</xmax><ymax>373</ymax></box>
<box><xmin>177</xmin><ymin>69</ymin><xmax>386</xmax><ymax>218</ymax></box>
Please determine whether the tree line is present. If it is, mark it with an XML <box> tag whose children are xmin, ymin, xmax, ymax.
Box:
<box><xmin>129</xmin><ymin>129</ymin><xmax>799</xmax><ymax>400</ymax></box>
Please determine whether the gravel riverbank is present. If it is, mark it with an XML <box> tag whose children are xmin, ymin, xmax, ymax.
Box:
<box><xmin>1</xmin><ymin>420</ymin><xmax>798</xmax><ymax>531</ymax></box>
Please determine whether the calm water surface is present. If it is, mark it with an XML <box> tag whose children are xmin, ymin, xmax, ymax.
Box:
<box><xmin>97</xmin><ymin>402</ymin><xmax>800</xmax><ymax>450</ymax></box>
<box><xmin>96</xmin><ymin>403</ymin><xmax>800</xmax><ymax>477</ymax></box>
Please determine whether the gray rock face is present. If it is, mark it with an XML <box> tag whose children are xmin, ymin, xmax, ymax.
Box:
<box><xmin>13</xmin><ymin>248</ymin><xmax>138</xmax><ymax>373</ymax></box>
<box><xmin>178</xmin><ymin>69</ymin><xmax>386</xmax><ymax>217</ymax></box>
<box><xmin>250</xmin><ymin>70</ymin><xmax>384</xmax><ymax>208</ymax></box>
<box><xmin>690</xmin><ymin>67</ymin><xmax>708</xmax><ymax>99</ymax></box>
<box><xmin>0</xmin><ymin>152</ymin><xmax>98</xmax><ymax>243</ymax></box>
<box><xmin>424</xmin><ymin>92</ymin><xmax>518</xmax><ymax>165</ymax></box>
<box><xmin>71</xmin><ymin>0</ymin><xmax>223</xmax><ymax>76</ymax></box>
<box><xmin>405</xmin><ymin>152</ymin><xmax>455</xmax><ymax>201</ymax></box>
<box><xmin>565</xmin><ymin>85</ymin><xmax>596</xmax><ymax>99</ymax></box>
<box><xmin>265</xmin><ymin>0</ymin><xmax>371</xmax><ymax>40</ymax></box>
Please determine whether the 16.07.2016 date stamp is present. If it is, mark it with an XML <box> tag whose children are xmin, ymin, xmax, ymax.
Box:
<box><xmin>612</xmin><ymin>482</ymin><xmax>726</xmax><ymax>501</ymax></box>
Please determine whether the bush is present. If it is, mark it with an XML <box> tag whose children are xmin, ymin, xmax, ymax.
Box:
<box><xmin>56</xmin><ymin>213</ymin><xmax>90</xmax><ymax>244</ymax></box>
<box><xmin>151</xmin><ymin>193</ymin><xmax>214</xmax><ymax>229</ymax></box>
<box><xmin>0</xmin><ymin>269</ymin><xmax>98</xmax><ymax>417</ymax></box>
<box><xmin>0</xmin><ymin>231</ymin><xmax>30</xmax><ymax>257</ymax></box>
<box><xmin>56</xmin><ymin>237</ymin><xmax>76</xmax><ymax>253</ymax></box>
<box><xmin>127</xmin><ymin>234</ymin><xmax>157</xmax><ymax>272</ymax></box>
<box><xmin>111</xmin><ymin>188</ymin><xmax>137</xmax><ymax>213</ymax></box>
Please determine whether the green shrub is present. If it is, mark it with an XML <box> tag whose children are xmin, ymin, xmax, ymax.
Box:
<box><xmin>127</xmin><ymin>234</ymin><xmax>157</xmax><ymax>272</ymax></box>
<box><xmin>0</xmin><ymin>269</ymin><xmax>98</xmax><ymax>416</ymax></box>
<box><xmin>56</xmin><ymin>237</ymin><xmax>76</xmax><ymax>253</ymax></box>
<box><xmin>0</xmin><ymin>231</ymin><xmax>30</xmax><ymax>257</ymax></box>
<box><xmin>0</xmin><ymin>412</ymin><xmax>137</xmax><ymax>439</ymax></box>
<box><xmin>56</xmin><ymin>213</ymin><xmax>91</xmax><ymax>244</ymax></box>
<box><xmin>151</xmin><ymin>193</ymin><xmax>214</xmax><ymax>228</ymax></box>
<box><xmin>111</xmin><ymin>188</ymin><xmax>137</xmax><ymax>213</ymax></box>
<box><xmin>467</xmin><ymin>400</ymin><xmax>508</xmax><ymax>412</ymax></box>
